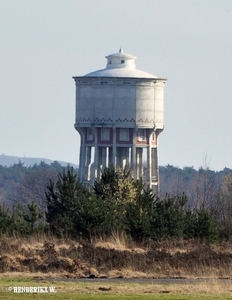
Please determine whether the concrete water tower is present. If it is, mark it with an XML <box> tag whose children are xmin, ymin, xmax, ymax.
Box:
<box><xmin>73</xmin><ymin>48</ymin><xmax>166</xmax><ymax>194</ymax></box>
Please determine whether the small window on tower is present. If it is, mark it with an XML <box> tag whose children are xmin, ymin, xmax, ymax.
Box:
<box><xmin>138</xmin><ymin>129</ymin><xmax>146</xmax><ymax>141</ymax></box>
<box><xmin>87</xmin><ymin>128</ymin><xmax>93</xmax><ymax>141</ymax></box>
<box><xmin>101</xmin><ymin>128</ymin><xmax>110</xmax><ymax>141</ymax></box>
<box><xmin>109</xmin><ymin>60</ymin><xmax>112</xmax><ymax>64</ymax></box>
<box><xmin>120</xmin><ymin>129</ymin><xmax>129</xmax><ymax>141</ymax></box>
<box><xmin>121</xmin><ymin>60</ymin><xmax>125</xmax><ymax>64</ymax></box>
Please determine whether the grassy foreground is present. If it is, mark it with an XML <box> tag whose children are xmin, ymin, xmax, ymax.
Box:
<box><xmin>0</xmin><ymin>275</ymin><xmax>231</xmax><ymax>300</ymax></box>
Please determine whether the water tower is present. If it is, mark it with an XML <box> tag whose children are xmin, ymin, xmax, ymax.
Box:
<box><xmin>73</xmin><ymin>48</ymin><xmax>166</xmax><ymax>194</ymax></box>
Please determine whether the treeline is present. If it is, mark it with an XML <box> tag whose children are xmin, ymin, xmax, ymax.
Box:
<box><xmin>1</xmin><ymin>161</ymin><xmax>232</xmax><ymax>209</ymax></box>
<box><xmin>0</xmin><ymin>161</ymin><xmax>76</xmax><ymax>211</ymax></box>
<box><xmin>159</xmin><ymin>164</ymin><xmax>232</xmax><ymax>199</ymax></box>
<box><xmin>1</xmin><ymin>165</ymin><xmax>232</xmax><ymax>242</ymax></box>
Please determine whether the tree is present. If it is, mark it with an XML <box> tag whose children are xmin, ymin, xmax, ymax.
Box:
<box><xmin>216</xmin><ymin>174</ymin><xmax>232</xmax><ymax>239</ymax></box>
<box><xmin>93</xmin><ymin>166</ymin><xmax>140</xmax><ymax>234</ymax></box>
<box><xmin>93</xmin><ymin>166</ymin><xmax>137</xmax><ymax>203</ymax></box>
<box><xmin>46</xmin><ymin>167</ymin><xmax>91</xmax><ymax>237</ymax></box>
<box><xmin>125</xmin><ymin>182</ymin><xmax>157</xmax><ymax>241</ymax></box>
<box><xmin>151</xmin><ymin>194</ymin><xmax>187</xmax><ymax>240</ymax></box>
<box><xmin>23</xmin><ymin>200</ymin><xmax>43</xmax><ymax>234</ymax></box>
<box><xmin>0</xmin><ymin>205</ymin><xmax>14</xmax><ymax>236</ymax></box>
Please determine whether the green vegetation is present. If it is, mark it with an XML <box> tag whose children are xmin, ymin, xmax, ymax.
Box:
<box><xmin>44</xmin><ymin>166</ymin><xmax>219</xmax><ymax>242</ymax></box>
<box><xmin>1</xmin><ymin>163</ymin><xmax>232</xmax><ymax>242</ymax></box>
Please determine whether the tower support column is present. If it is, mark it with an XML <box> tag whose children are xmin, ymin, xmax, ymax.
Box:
<box><xmin>131</xmin><ymin>129</ymin><xmax>136</xmax><ymax>175</ymax></box>
<box><xmin>112</xmin><ymin>127</ymin><xmax>116</xmax><ymax>167</ymax></box>
<box><xmin>151</xmin><ymin>147</ymin><xmax>158</xmax><ymax>195</ymax></box>
<box><xmin>86</xmin><ymin>146</ymin><xmax>92</xmax><ymax>181</ymax></box>
<box><xmin>93</xmin><ymin>128</ymin><xmax>99</xmax><ymax>178</ymax></box>
<box><xmin>136</xmin><ymin>148</ymin><xmax>143</xmax><ymax>178</ymax></box>
<box><xmin>147</xmin><ymin>144</ymin><xmax>151</xmax><ymax>187</ymax></box>
<box><xmin>78</xmin><ymin>129</ymin><xmax>85</xmax><ymax>181</ymax></box>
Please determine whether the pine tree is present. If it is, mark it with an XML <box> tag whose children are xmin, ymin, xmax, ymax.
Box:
<box><xmin>23</xmin><ymin>200</ymin><xmax>43</xmax><ymax>234</ymax></box>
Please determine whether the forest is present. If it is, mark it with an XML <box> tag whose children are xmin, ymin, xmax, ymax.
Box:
<box><xmin>0</xmin><ymin>161</ymin><xmax>232</xmax><ymax>242</ymax></box>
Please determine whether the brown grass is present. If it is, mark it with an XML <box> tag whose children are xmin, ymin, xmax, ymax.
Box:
<box><xmin>0</xmin><ymin>234</ymin><xmax>232</xmax><ymax>279</ymax></box>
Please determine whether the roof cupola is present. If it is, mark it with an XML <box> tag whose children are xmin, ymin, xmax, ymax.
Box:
<box><xmin>106</xmin><ymin>48</ymin><xmax>136</xmax><ymax>69</ymax></box>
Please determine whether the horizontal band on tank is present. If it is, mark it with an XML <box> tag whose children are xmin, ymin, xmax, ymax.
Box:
<box><xmin>75</xmin><ymin>124</ymin><xmax>163</xmax><ymax>129</ymax></box>
<box><xmin>73</xmin><ymin>76</ymin><xmax>166</xmax><ymax>84</ymax></box>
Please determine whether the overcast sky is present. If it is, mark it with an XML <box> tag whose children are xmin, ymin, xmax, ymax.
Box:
<box><xmin>0</xmin><ymin>0</ymin><xmax>232</xmax><ymax>170</ymax></box>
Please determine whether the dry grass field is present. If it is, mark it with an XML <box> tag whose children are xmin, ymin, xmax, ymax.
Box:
<box><xmin>0</xmin><ymin>234</ymin><xmax>232</xmax><ymax>299</ymax></box>
<box><xmin>0</xmin><ymin>233</ymin><xmax>232</xmax><ymax>279</ymax></box>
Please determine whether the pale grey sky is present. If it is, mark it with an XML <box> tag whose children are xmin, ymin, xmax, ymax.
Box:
<box><xmin>0</xmin><ymin>0</ymin><xmax>232</xmax><ymax>170</ymax></box>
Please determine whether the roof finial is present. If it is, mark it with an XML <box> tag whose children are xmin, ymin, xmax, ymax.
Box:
<box><xmin>119</xmin><ymin>47</ymin><xmax>123</xmax><ymax>53</ymax></box>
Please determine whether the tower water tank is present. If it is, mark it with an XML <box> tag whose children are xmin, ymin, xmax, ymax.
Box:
<box><xmin>73</xmin><ymin>48</ymin><xmax>167</xmax><ymax>194</ymax></box>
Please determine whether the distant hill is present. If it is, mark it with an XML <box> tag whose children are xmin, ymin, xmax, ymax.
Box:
<box><xmin>0</xmin><ymin>154</ymin><xmax>78</xmax><ymax>168</ymax></box>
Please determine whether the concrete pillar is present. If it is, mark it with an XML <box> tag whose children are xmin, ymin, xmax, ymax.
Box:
<box><xmin>93</xmin><ymin>128</ymin><xmax>99</xmax><ymax>178</ymax></box>
<box><xmin>128</xmin><ymin>147</ymin><xmax>132</xmax><ymax>168</ymax></box>
<box><xmin>147</xmin><ymin>145</ymin><xmax>151</xmax><ymax>187</ymax></box>
<box><xmin>147</xmin><ymin>130</ymin><xmax>153</xmax><ymax>189</ymax></box>
<box><xmin>151</xmin><ymin>147</ymin><xmax>158</xmax><ymax>195</ymax></box>
<box><xmin>106</xmin><ymin>147</ymin><xmax>109</xmax><ymax>168</ymax></box>
<box><xmin>112</xmin><ymin>127</ymin><xmax>116</xmax><ymax>167</ymax></box>
<box><xmin>78</xmin><ymin>129</ymin><xmax>85</xmax><ymax>181</ymax></box>
<box><xmin>86</xmin><ymin>146</ymin><xmax>92</xmax><ymax>181</ymax></box>
<box><xmin>131</xmin><ymin>129</ymin><xmax>136</xmax><ymax>174</ymax></box>
<box><xmin>136</xmin><ymin>148</ymin><xmax>143</xmax><ymax>178</ymax></box>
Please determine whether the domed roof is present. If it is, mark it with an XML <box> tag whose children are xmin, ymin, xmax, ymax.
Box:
<box><xmin>84</xmin><ymin>48</ymin><xmax>157</xmax><ymax>78</ymax></box>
